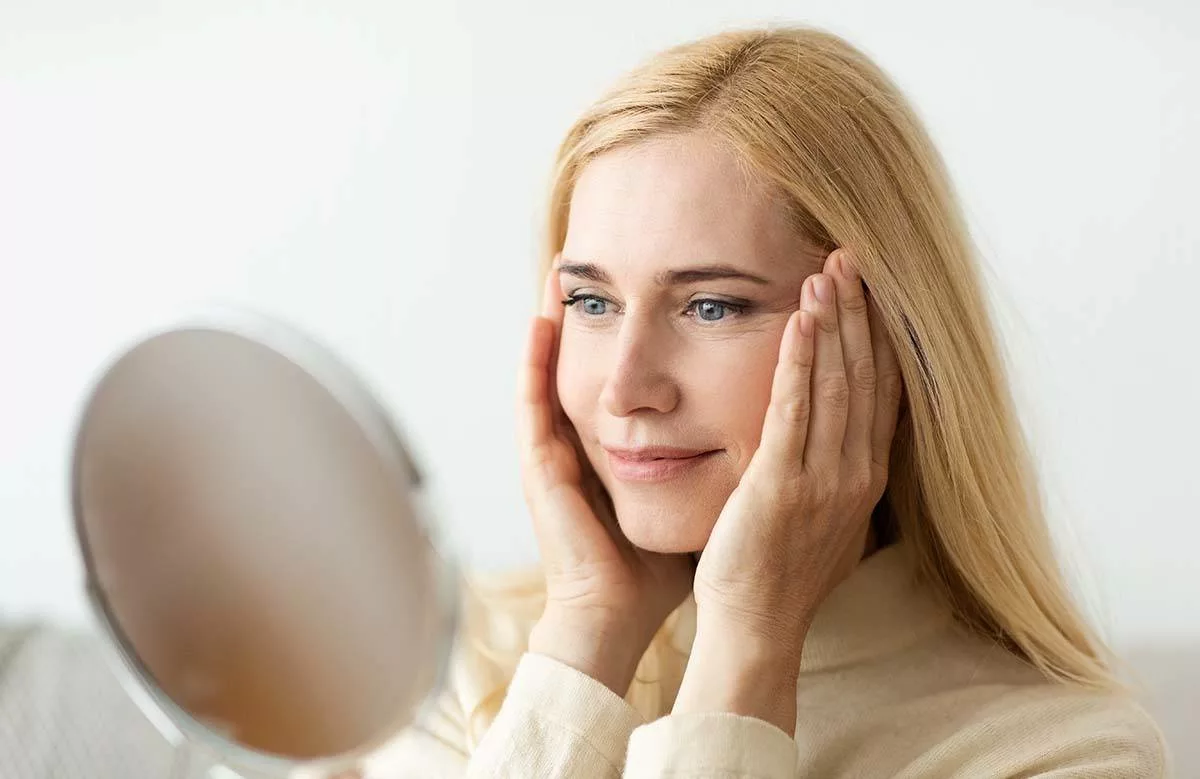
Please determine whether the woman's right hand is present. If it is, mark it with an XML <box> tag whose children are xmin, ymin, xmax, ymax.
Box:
<box><xmin>518</xmin><ymin>263</ymin><xmax>695</xmax><ymax>696</ymax></box>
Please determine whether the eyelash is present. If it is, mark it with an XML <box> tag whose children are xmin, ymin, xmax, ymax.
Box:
<box><xmin>561</xmin><ymin>293</ymin><xmax>749</xmax><ymax>323</ymax></box>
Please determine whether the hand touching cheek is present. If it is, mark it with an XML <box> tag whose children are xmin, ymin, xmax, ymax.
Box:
<box><xmin>674</xmin><ymin>248</ymin><xmax>904</xmax><ymax>736</ymax></box>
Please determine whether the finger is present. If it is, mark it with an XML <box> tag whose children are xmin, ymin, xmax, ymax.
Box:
<box><xmin>757</xmin><ymin>308</ymin><xmax>815</xmax><ymax>464</ymax></box>
<box><xmin>803</xmin><ymin>272</ymin><xmax>849</xmax><ymax>473</ymax></box>
<box><xmin>519</xmin><ymin>260</ymin><xmax>563</xmax><ymax>440</ymax></box>
<box><xmin>826</xmin><ymin>249</ymin><xmax>875</xmax><ymax>467</ymax></box>
<box><xmin>542</xmin><ymin>253</ymin><xmax>565</xmax><ymax>322</ymax></box>
<box><xmin>540</xmin><ymin>259</ymin><xmax>565</xmax><ymax>416</ymax></box>
<box><xmin>867</xmin><ymin>293</ymin><xmax>904</xmax><ymax>474</ymax></box>
<box><xmin>518</xmin><ymin>314</ymin><xmax>559</xmax><ymax>458</ymax></box>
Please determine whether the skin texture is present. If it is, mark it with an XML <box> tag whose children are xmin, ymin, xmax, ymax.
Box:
<box><xmin>519</xmin><ymin>132</ymin><xmax>904</xmax><ymax>736</ymax></box>
<box><xmin>556</xmin><ymin>133</ymin><xmax>823</xmax><ymax>555</ymax></box>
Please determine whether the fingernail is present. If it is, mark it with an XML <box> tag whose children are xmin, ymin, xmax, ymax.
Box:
<box><xmin>800</xmin><ymin>310</ymin><xmax>814</xmax><ymax>337</ymax></box>
<box><xmin>813</xmin><ymin>274</ymin><xmax>832</xmax><ymax>304</ymax></box>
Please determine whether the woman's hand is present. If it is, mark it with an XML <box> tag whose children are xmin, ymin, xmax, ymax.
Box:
<box><xmin>676</xmin><ymin>249</ymin><xmax>904</xmax><ymax>734</ymax></box>
<box><xmin>519</xmin><ymin>261</ymin><xmax>695</xmax><ymax>696</ymax></box>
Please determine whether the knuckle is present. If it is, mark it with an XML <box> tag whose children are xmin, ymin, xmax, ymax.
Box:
<box><xmin>879</xmin><ymin>370</ymin><xmax>904</xmax><ymax>405</ymax></box>
<box><xmin>524</xmin><ymin>440</ymin><xmax>562</xmax><ymax>481</ymax></box>
<box><xmin>777</xmin><ymin>392</ymin><xmax>812</xmax><ymax>425</ymax></box>
<box><xmin>817</xmin><ymin>374</ymin><xmax>850</xmax><ymax>410</ymax></box>
<box><xmin>846</xmin><ymin>467</ymin><xmax>873</xmax><ymax>500</ymax></box>
<box><xmin>847</xmin><ymin>354</ymin><xmax>877</xmax><ymax>394</ymax></box>
<box><xmin>817</xmin><ymin>310</ymin><xmax>840</xmax><ymax>332</ymax></box>
<box><xmin>840</xmin><ymin>290</ymin><xmax>869</xmax><ymax>316</ymax></box>
<box><xmin>808</xmin><ymin>471</ymin><xmax>838</xmax><ymax>506</ymax></box>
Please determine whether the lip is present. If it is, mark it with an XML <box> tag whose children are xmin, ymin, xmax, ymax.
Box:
<box><xmin>603</xmin><ymin>446</ymin><xmax>720</xmax><ymax>483</ymax></box>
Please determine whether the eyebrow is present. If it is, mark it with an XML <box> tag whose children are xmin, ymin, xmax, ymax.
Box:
<box><xmin>557</xmin><ymin>261</ymin><xmax>770</xmax><ymax>286</ymax></box>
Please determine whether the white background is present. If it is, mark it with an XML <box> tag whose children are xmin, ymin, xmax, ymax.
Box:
<box><xmin>1</xmin><ymin>0</ymin><xmax>1196</xmax><ymax>768</ymax></box>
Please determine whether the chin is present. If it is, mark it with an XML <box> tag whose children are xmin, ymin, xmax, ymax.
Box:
<box><xmin>610</xmin><ymin>496</ymin><xmax>716</xmax><ymax>554</ymax></box>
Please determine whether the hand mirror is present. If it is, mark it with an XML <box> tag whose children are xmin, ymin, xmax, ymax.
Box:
<box><xmin>69</xmin><ymin>310</ymin><xmax>458</xmax><ymax>778</ymax></box>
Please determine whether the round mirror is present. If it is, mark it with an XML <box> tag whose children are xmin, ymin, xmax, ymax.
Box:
<box><xmin>69</xmin><ymin>312</ymin><xmax>458</xmax><ymax>779</ymax></box>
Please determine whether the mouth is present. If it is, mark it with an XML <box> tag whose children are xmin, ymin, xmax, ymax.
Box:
<box><xmin>603</xmin><ymin>446</ymin><xmax>722</xmax><ymax>483</ymax></box>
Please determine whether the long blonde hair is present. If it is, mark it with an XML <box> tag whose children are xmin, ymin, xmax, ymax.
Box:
<box><xmin>455</xmin><ymin>23</ymin><xmax>1120</xmax><ymax>747</ymax></box>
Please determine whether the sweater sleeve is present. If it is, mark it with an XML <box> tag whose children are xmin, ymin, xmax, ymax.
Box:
<box><xmin>465</xmin><ymin>652</ymin><xmax>645</xmax><ymax>777</ymax></box>
<box><xmin>364</xmin><ymin>654</ymin><xmax>802</xmax><ymax>779</ymax></box>
<box><xmin>624</xmin><ymin>712</ymin><xmax>797</xmax><ymax>778</ymax></box>
<box><xmin>363</xmin><ymin>652</ymin><xmax>644</xmax><ymax>779</ymax></box>
<box><xmin>462</xmin><ymin>655</ymin><xmax>800</xmax><ymax>778</ymax></box>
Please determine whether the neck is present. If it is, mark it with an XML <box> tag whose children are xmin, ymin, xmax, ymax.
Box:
<box><xmin>824</xmin><ymin>517</ymin><xmax>880</xmax><ymax>597</ymax></box>
<box><xmin>861</xmin><ymin>521</ymin><xmax>880</xmax><ymax>560</ymax></box>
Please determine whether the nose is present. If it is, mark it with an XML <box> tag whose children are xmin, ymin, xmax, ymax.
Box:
<box><xmin>599</xmin><ymin>316</ymin><xmax>680</xmax><ymax>418</ymax></box>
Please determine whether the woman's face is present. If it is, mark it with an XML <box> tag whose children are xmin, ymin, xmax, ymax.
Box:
<box><xmin>557</xmin><ymin>132</ymin><xmax>824</xmax><ymax>554</ymax></box>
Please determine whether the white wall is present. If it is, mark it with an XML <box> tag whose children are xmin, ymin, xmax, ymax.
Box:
<box><xmin>1</xmin><ymin>0</ymin><xmax>1196</xmax><ymax>766</ymax></box>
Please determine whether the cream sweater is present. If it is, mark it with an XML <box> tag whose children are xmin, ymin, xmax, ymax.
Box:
<box><xmin>363</xmin><ymin>545</ymin><xmax>1169</xmax><ymax>778</ymax></box>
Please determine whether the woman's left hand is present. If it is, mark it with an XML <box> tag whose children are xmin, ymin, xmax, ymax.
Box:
<box><xmin>675</xmin><ymin>248</ymin><xmax>904</xmax><ymax>734</ymax></box>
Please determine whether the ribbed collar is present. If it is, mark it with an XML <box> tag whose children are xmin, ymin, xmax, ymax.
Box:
<box><xmin>796</xmin><ymin>542</ymin><xmax>951</xmax><ymax>671</ymax></box>
<box><xmin>669</xmin><ymin>542</ymin><xmax>952</xmax><ymax>674</ymax></box>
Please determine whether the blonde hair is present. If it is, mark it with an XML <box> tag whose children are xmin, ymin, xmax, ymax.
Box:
<box><xmin>454</xmin><ymin>23</ymin><xmax>1121</xmax><ymax>748</ymax></box>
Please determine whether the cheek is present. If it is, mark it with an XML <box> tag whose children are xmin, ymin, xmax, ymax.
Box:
<box><xmin>555</xmin><ymin>333</ymin><xmax>602</xmax><ymax>429</ymax></box>
<box><xmin>686</xmin><ymin>338</ymin><xmax>778</xmax><ymax>461</ymax></box>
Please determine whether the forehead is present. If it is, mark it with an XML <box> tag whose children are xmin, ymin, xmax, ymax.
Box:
<box><xmin>563</xmin><ymin>133</ymin><xmax>810</xmax><ymax>280</ymax></box>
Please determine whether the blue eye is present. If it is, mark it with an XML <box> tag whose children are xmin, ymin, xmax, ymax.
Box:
<box><xmin>688</xmin><ymin>299</ymin><xmax>745</xmax><ymax>322</ymax></box>
<box><xmin>563</xmin><ymin>294</ymin><xmax>748</xmax><ymax>323</ymax></box>
<box><xmin>563</xmin><ymin>294</ymin><xmax>611</xmax><ymax>316</ymax></box>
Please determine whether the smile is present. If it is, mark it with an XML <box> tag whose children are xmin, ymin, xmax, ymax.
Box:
<box><xmin>604</xmin><ymin>448</ymin><xmax>721</xmax><ymax>483</ymax></box>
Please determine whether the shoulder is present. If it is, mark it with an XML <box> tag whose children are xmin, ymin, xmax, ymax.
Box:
<box><xmin>961</xmin><ymin>681</ymin><xmax>1167</xmax><ymax>777</ymax></box>
<box><xmin>909</xmin><ymin>625</ymin><xmax>1169</xmax><ymax>777</ymax></box>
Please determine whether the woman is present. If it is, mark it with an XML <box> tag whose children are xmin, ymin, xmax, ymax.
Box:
<box><xmin>365</xmin><ymin>24</ymin><xmax>1167</xmax><ymax>778</ymax></box>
